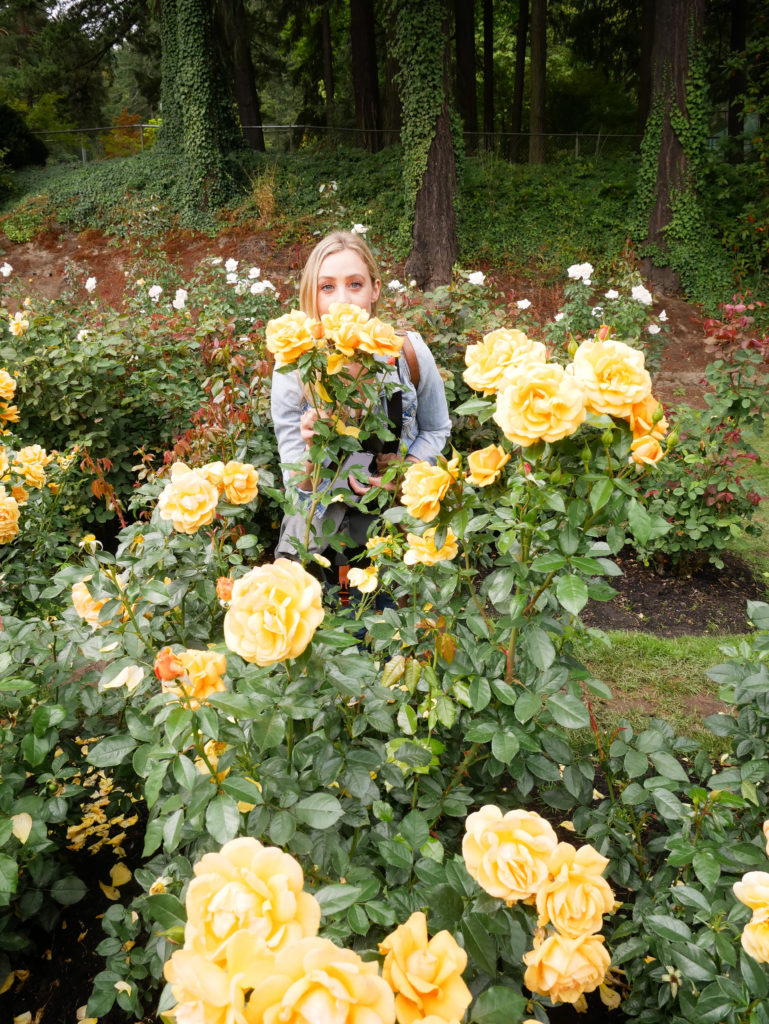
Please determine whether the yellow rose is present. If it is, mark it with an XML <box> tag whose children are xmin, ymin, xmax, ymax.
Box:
<box><xmin>404</xmin><ymin>527</ymin><xmax>458</xmax><ymax>566</ymax></box>
<box><xmin>464</xmin><ymin>328</ymin><xmax>547</xmax><ymax>395</ymax></box>
<box><xmin>401</xmin><ymin>459</ymin><xmax>460</xmax><ymax>523</ymax></box>
<box><xmin>157</xmin><ymin>469</ymin><xmax>219</xmax><ymax>534</ymax></box>
<box><xmin>321</xmin><ymin>302</ymin><xmax>371</xmax><ymax>357</ymax></box>
<box><xmin>570</xmin><ymin>339</ymin><xmax>651</xmax><ymax>418</ymax></box>
<box><xmin>0</xmin><ymin>487</ymin><xmax>20</xmax><ymax>544</ymax></box>
<box><xmin>0</xmin><ymin>403</ymin><xmax>20</xmax><ymax>424</ymax></box>
<box><xmin>162</xmin><ymin>649</ymin><xmax>227</xmax><ymax>708</ymax></box>
<box><xmin>224</xmin><ymin>558</ymin><xmax>324</xmax><ymax>666</ymax></box>
<box><xmin>11</xmin><ymin>483</ymin><xmax>29</xmax><ymax>505</ymax></box>
<box><xmin>266</xmin><ymin>309</ymin><xmax>323</xmax><ymax>367</ymax></box>
<box><xmin>462</xmin><ymin>805</ymin><xmax>558</xmax><ymax>904</ymax></box>
<box><xmin>379</xmin><ymin>911</ymin><xmax>472</xmax><ymax>1024</ymax></box>
<box><xmin>0</xmin><ymin>445</ymin><xmax>7</xmax><ymax>476</ymax></box>
<box><xmin>71</xmin><ymin>576</ymin><xmax>109</xmax><ymax>629</ymax></box>
<box><xmin>195</xmin><ymin>739</ymin><xmax>230</xmax><ymax>782</ymax></box>
<box><xmin>184</xmin><ymin>837</ymin><xmax>321</xmax><ymax>965</ymax></box>
<box><xmin>348</xmin><ymin>565</ymin><xmax>378</xmax><ymax>593</ymax></box>
<box><xmin>630</xmin><ymin>434</ymin><xmax>665</xmax><ymax>467</ymax></box>
<box><xmin>734</xmin><ymin>872</ymin><xmax>769</xmax><ymax>913</ymax></box>
<box><xmin>359</xmin><ymin>317</ymin><xmax>405</xmax><ymax>357</ymax></box>
<box><xmin>628</xmin><ymin>394</ymin><xmax>668</xmax><ymax>440</ymax></box>
<box><xmin>366</xmin><ymin>534</ymin><xmax>395</xmax><ymax>558</ymax></box>
<box><xmin>494</xmin><ymin>363</ymin><xmax>586</xmax><ymax>447</ymax></box>
<box><xmin>523</xmin><ymin>932</ymin><xmax>610</xmax><ymax>1005</ymax></box>
<box><xmin>12</xmin><ymin>444</ymin><xmax>54</xmax><ymax>489</ymax></box>
<box><xmin>0</xmin><ymin>369</ymin><xmax>15</xmax><ymax>402</ymax></box>
<box><xmin>9</xmin><ymin>312</ymin><xmax>29</xmax><ymax>337</ymax></box>
<box><xmin>199</xmin><ymin>461</ymin><xmax>225</xmax><ymax>495</ymax></box>
<box><xmin>763</xmin><ymin>820</ymin><xmax>769</xmax><ymax>857</ymax></box>
<box><xmin>243</xmin><ymin>935</ymin><xmax>395</xmax><ymax>1024</ymax></box>
<box><xmin>741</xmin><ymin>915</ymin><xmax>769</xmax><ymax>964</ymax></box>
<box><xmin>222</xmin><ymin>460</ymin><xmax>259</xmax><ymax>504</ymax></box>
<box><xmin>466</xmin><ymin>444</ymin><xmax>511</xmax><ymax>487</ymax></box>
<box><xmin>163</xmin><ymin>948</ymin><xmax>243</xmax><ymax>1024</ymax></box>
<box><xmin>536</xmin><ymin>843</ymin><xmax>615</xmax><ymax>937</ymax></box>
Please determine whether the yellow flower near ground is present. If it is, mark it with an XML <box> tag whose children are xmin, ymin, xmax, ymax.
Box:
<box><xmin>734</xmin><ymin>872</ymin><xmax>769</xmax><ymax>913</ymax></box>
<box><xmin>379</xmin><ymin>911</ymin><xmax>472</xmax><ymax>1024</ymax></box>
<box><xmin>71</xmin><ymin>577</ymin><xmax>109</xmax><ymax>629</ymax></box>
<box><xmin>462</xmin><ymin>805</ymin><xmax>558</xmax><ymax>904</ymax></box>
<box><xmin>224</xmin><ymin>558</ymin><xmax>324</xmax><ymax>666</ymax></box>
<box><xmin>570</xmin><ymin>338</ymin><xmax>651</xmax><ymax>418</ymax></box>
<box><xmin>464</xmin><ymin>327</ymin><xmax>548</xmax><ymax>395</ymax></box>
<box><xmin>162</xmin><ymin>649</ymin><xmax>227</xmax><ymax>708</ymax></box>
<box><xmin>628</xmin><ymin>394</ymin><xmax>668</xmax><ymax>440</ymax></box>
<box><xmin>536</xmin><ymin>843</ymin><xmax>615</xmax><ymax>937</ymax></box>
<box><xmin>12</xmin><ymin>444</ymin><xmax>54</xmax><ymax>489</ymax></box>
<box><xmin>404</xmin><ymin>527</ymin><xmax>458</xmax><ymax>566</ymax></box>
<box><xmin>321</xmin><ymin>301</ymin><xmax>371</xmax><ymax>357</ymax></box>
<box><xmin>523</xmin><ymin>932</ymin><xmax>611</xmax><ymax>1005</ymax></box>
<box><xmin>630</xmin><ymin>435</ymin><xmax>665</xmax><ymax>467</ymax></box>
<box><xmin>0</xmin><ymin>369</ymin><xmax>16</xmax><ymax>402</ymax></box>
<box><xmin>157</xmin><ymin>467</ymin><xmax>219</xmax><ymax>534</ymax></box>
<box><xmin>494</xmin><ymin>363</ymin><xmax>586</xmax><ymax>447</ymax></box>
<box><xmin>741</xmin><ymin>916</ymin><xmax>769</xmax><ymax>964</ymax></box>
<box><xmin>183</xmin><ymin>837</ymin><xmax>321</xmax><ymax>966</ymax></box>
<box><xmin>242</xmin><ymin>935</ymin><xmax>396</xmax><ymax>1024</ymax></box>
<box><xmin>401</xmin><ymin>459</ymin><xmax>459</xmax><ymax>523</ymax></box>
<box><xmin>466</xmin><ymin>444</ymin><xmax>511</xmax><ymax>487</ymax></box>
<box><xmin>222</xmin><ymin>461</ymin><xmax>259</xmax><ymax>504</ymax></box>
<box><xmin>348</xmin><ymin>564</ymin><xmax>379</xmax><ymax>593</ymax></box>
<box><xmin>266</xmin><ymin>309</ymin><xmax>323</xmax><ymax>367</ymax></box>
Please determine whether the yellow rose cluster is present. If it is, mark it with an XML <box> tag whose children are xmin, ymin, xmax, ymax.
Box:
<box><xmin>153</xmin><ymin>645</ymin><xmax>228</xmax><ymax>708</ymax></box>
<box><xmin>734</xmin><ymin>834</ymin><xmax>769</xmax><ymax>964</ymax></box>
<box><xmin>0</xmin><ymin>405</ymin><xmax>59</xmax><ymax>542</ymax></box>
<box><xmin>163</xmin><ymin>838</ymin><xmax>473</xmax><ymax>1024</ymax></box>
<box><xmin>463</xmin><ymin>805</ymin><xmax>615</xmax><ymax>1006</ymax></box>
<box><xmin>157</xmin><ymin>459</ymin><xmax>259</xmax><ymax>535</ymax></box>
<box><xmin>266</xmin><ymin>302</ymin><xmax>404</xmax><ymax>369</ymax></box>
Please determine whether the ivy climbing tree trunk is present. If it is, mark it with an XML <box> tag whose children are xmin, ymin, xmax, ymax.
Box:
<box><xmin>392</xmin><ymin>0</ymin><xmax>458</xmax><ymax>291</ymax></box>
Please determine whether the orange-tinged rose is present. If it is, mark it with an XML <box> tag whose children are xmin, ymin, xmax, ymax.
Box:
<box><xmin>163</xmin><ymin>948</ymin><xmax>243</xmax><ymax>1024</ymax></box>
<box><xmin>157</xmin><ymin>469</ymin><xmax>219</xmax><ymax>534</ymax></box>
<box><xmin>184</xmin><ymin>837</ymin><xmax>321</xmax><ymax>965</ymax></box>
<box><xmin>242</xmin><ymin>935</ymin><xmax>395</xmax><ymax>1024</ymax></box>
<box><xmin>0</xmin><ymin>403</ymin><xmax>20</xmax><ymax>424</ymax></box>
<box><xmin>401</xmin><ymin>459</ymin><xmax>460</xmax><ymax>523</ymax></box>
<box><xmin>359</xmin><ymin>318</ymin><xmax>405</xmax><ymax>357</ymax></box>
<box><xmin>321</xmin><ymin>302</ymin><xmax>371</xmax><ymax>357</ymax></box>
<box><xmin>741</xmin><ymin>916</ymin><xmax>769</xmax><ymax>964</ymax></box>
<box><xmin>0</xmin><ymin>487</ymin><xmax>20</xmax><ymax>544</ymax></box>
<box><xmin>466</xmin><ymin>444</ymin><xmax>511</xmax><ymax>487</ymax></box>
<box><xmin>199</xmin><ymin>461</ymin><xmax>225</xmax><ymax>495</ymax></box>
<box><xmin>71</xmin><ymin>576</ymin><xmax>108</xmax><ymax>629</ymax></box>
<box><xmin>628</xmin><ymin>394</ymin><xmax>668</xmax><ymax>440</ymax></box>
<box><xmin>216</xmin><ymin>576</ymin><xmax>234</xmax><ymax>602</ymax></box>
<box><xmin>734</xmin><ymin>872</ymin><xmax>769</xmax><ymax>913</ymax></box>
<box><xmin>11</xmin><ymin>483</ymin><xmax>28</xmax><ymax>504</ymax></box>
<box><xmin>523</xmin><ymin>932</ymin><xmax>610</xmax><ymax>1004</ymax></box>
<box><xmin>266</xmin><ymin>309</ymin><xmax>323</xmax><ymax>367</ymax></box>
<box><xmin>630</xmin><ymin>435</ymin><xmax>664</xmax><ymax>467</ymax></box>
<box><xmin>464</xmin><ymin>328</ymin><xmax>547</xmax><ymax>395</ymax></box>
<box><xmin>162</xmin><ymin>649</ymin><xmax>227</xmax><ymax>707</ymax></box>
<box><xmin>462</xmin><ymin>805</ymin><xmax>558</xmax><ymax>904</ymax></box>
<box><xmin>379</xmin><ymin>911</ymin><xmax>472</xmax><ymax>1024</ymax></box>
<box><xmin>222</xmin><ymin>461</ymin><xmax>259</xmax><ymax>504</ymax></box>
<box><xmin>404</xmin><ymin>527</ymin><xmax>458</xmax><ymax>566</ymax></box>
<box><xmin>154</xmin><ymin>646</ymin><xmax>184</xmax><ymax>681</ymax></box>
<box><xmin>12</xmin><ymin>444</ymin><xmax>53</xmax><ymax>489</ymax></box>
<box><xmin>224</xmin><ymin>558</ymin><xmax>324</xmax><ymax>666</ymax></box>
<box><xmin>536</xmin><ymin>843</ymin><xmax>615</xmax><ymax>937</ymax></box>
<box><xmin>0</xmin><ymin>369</ymin><xmax>16</xmax><ymax>402</ymax></box>
<box><xmin>570</xmin><ymin>339</ymin><xmax>651</xmax><ymax>418</ymax></box>
<box><xmin>494</xmin><ymin>363</ymin><xmax>586</xmax><ymax>447</ymax></box>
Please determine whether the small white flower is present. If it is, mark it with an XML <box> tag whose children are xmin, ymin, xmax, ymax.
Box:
<box><xmin>234</xmin><ymin>280</ymin><xmax>248</xmax><ymax>295</ymax></box>
<box><xmin>248</xmin><ymin>267</ymin><xmax>261</xmax><ymax>279</ymax></box>
<box><xmin>0</xmin><ymin>262</ymin><xmax>12</xmax><ymax>277</ymax></box>
<box><xmin>250</xmin><ymin>280</ymin><xmax>276</xmax><ymax>294</ymax></box>
<box><xmin>101</xmin><ymin>665</ymin><xmax>144</xmax><ymax>693</ymax></box>
<box><xmin>554</xmin><ymin>312</ymin><xmax>565</xmax><ymax>322</ymax></box>
<box><xmin>659</xmin><ymin>309</ymin><xmax>668</xmax><ymax>321</ymax></box>
<box><xmin>226</xmin><ymin>272</ymin><xmax>238</xmax><ymax>284</ymax></box>
<box><xmin>467</xmin><ymin>271</ymin><xmax>486</xmax><ymax>286</ymax></box>
<box><xmin>351</xmin><ymin>223</ymin><xmax>368</xmax><ymax>235</ymax></box>
<box><xmin>319</xmin><ymin>183</ymin><xmax>326</xmax><ymax>193</ymax></box>
<box><xmin>225</xmin><ymin>258</ymin><xmax>239</xmax><ymax>274</ymax></box>
<box><xmin>330</xmin><ymin>180</ymin><xmax>338</xmax><ymax>191</ymax></box>
<box><xmin>647</xmin><ymin>323</ymin><xmax>661</xmax><ymax>335</ymax></box>
<box><xmin>605</xmin><ymin>289</ymin><xmax>619</xmax><ymax>299</ymax></box>
<box><xmin>591</xmin><ymin>306</ymin><xmax>603</xmax><ymax>317</ymax></box>
<box><xmin>172</xmin><ymin>288</ymin><xmax>188</xmax><ymax>310</ymax></box>
<box><xmin>85</xmin><ymin>276</ymin><xmax>97</xmax><ymax>293</ymax></box>
<box><xmin>210</xmin><ymin>257</ymin><xmax>223</xmax><ymax>266</ymax></box>
<box><xmin>631</xmin><ymin>284</ymin><xmax>653</xmax><ymax>305</ymax></box>
<box><xmin>409</xmin><ymin>279</ymin><xmax>417</xmax><ymax>288</ymax></box>
<box><xmin>76</xmin><ymin>329</ymin><xmax>91</xmax><ymax>342</ymax></box>
<box><xmin>388</xmin><ymin>279</ymin><xmax>403</xmax><ymax>291</ymax></box>
<box><xmin>567</xmin><ymin>261</ymin><xmax>594</xmax><ymax>282</ymax></box>
<box><xmin>148</xmin><ymin>284</ymin><xmax>163</xmax><ymax>302</ymax></box>
<box><xmin>517</xmin><ymin>299</ymin><xmax>531</xmax><ymax>310</ymax></box>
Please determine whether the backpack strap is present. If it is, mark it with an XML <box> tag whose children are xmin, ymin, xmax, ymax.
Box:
<box><xmin>402</xmin><ymin>335</ymin><xmax>420</xmax><ymax>390</ymax></box>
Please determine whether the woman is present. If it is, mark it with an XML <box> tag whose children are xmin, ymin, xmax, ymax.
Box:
<box><xmin>271</xmin><ymin>230</ymin><xmax>451</xmax><ymax>562</ymax></box>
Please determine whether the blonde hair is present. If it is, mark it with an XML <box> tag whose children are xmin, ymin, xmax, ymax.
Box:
<box><xmin>299</xmin><ymin>230</ymin><xmax>381</xmax><ymax>319</ymax></box>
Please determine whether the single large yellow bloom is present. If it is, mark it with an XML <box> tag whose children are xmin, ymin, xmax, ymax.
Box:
<box><xmin>379</xmin><ymin>912</ymin><xmax>472</xmax><ymax>1024</ymax></box>
<box><xmin>403</xmin><ymin>527</ymin><xmax>458</xmax><ymax>566</ymax></box>
<box><xmin>494</xmin><ymin>364</ymin><xmax>586</xmax><ymax>447</ymax></box>
<box><xmin>463</xmin><ymin>328</ymin><xmax>547</xmax><ymax>395</ymax></box>
<box><xmin>71</xmin><ymin>576</ymin><xmax>109</xmax><ymax>629</ymax></box>
<box><xmin>347</xmin><ymin>565</ymin><xmax>379</xmax><ymax>593</ymax></box>
<box><xmin>536</xmin><ymin>843</ymin><xmax>615</xmax><ymax>938</ymax></box>
<box><xmin>163</xmin><ymin>947</ymin><xmax>244</xmax><ymax>1024</ymax></box>
<box><xmin>462</xmin><ymin>805</ymin><xmax>558</xmax><ymax>904</ymax></box>
<box><xmin>734</xmin><ymin>872</ymin><xmax>769</xmax><ymax>914</ymax></box>
<box><xmin>523</xmin><ymin>932</ymin><xmax>611</xmax><ymax>1005</ymax></box>
<box><xmin>358</xmin><ymin>318</ymin><xmax>404</xmax><ymax>358</ymax></box>
<box><xmin>162</xmin><ymin>649</ymin><xmax>227</xmax><ymax>708</ymax></box>
<box><xmin>12</xmin><ymin>444</ymin><xmax>54</xmax><ymax>489</ymax></box>
<box><xmin>0</xmin><ymin>369</ymin><xmax>16</xmax><ymax>402</ymax></box>
<box><xmin>466</xmin><ymin>444</ymin><xmax>511</xmax><ymax>487</ymax></box>
<box><xmin>157</xmin><ymin>468</ymin><xmax>219</xmax><ymax>534</ymax></box>
<box><xmin>401</xmin><ymin>459</ymin><xmax>459</xmax><ymax>523</ymax></box>
<box><xmin>0</xmin><ymin>487</ymin><xmax>20</xmax><ymax>544</ymax></box>
<box><xmin>570</xmin><ymin>339</ymin><xmax>651</xmax><ymax>418</ymax></box>
<box><xmin>184</xmin><ymin>837</ymin><xmax>321</xmax><ymax>966</ymax></box>
<box><xmin>224</xmin><ymin>558</ymin><xmax>324</xmax><ymax>666</ymax></box>
<box><xmin>321</xmin><ymin>302</ymin><xmax>372</xmax><ymax>357</ymax></box>
<box><xmin>222</xmin><ymin>460</ymin><xmax>259</xmax><ymax>504</ymax></box>
<box><xmin>741</xmin><ymin>916</ymin><xmax>769</xmax><ymax>964</ymax></box>
<box><xmin>630</xmin><ymin>435</ymin><xmax>665</xmax><ymax>467</ymax></box>
<box><xmin>266</xmin><ymin>310</ymin><xmax>323</xmax><ymax>367</ymax></box>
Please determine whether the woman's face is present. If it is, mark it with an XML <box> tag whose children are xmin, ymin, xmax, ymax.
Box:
<box><xmin>316</xmin><ymin>249</ymin><xmax>381</xmax><ymax>316</ymax></box>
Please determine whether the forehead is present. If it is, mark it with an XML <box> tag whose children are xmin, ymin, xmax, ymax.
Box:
<box><xmin>317</xmin><ymin>248</ymin><xmax>371</xmax><ymax>280</ymax></box>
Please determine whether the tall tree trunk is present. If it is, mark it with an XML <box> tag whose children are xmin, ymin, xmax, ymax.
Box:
<box><xmin>453</xmin><ymin>0</ymin><xmax>478</xmax><ymax>151</ymax></box>
<box><xmin>350</xmin><ymin>0</ymin><xmax>382</xmax><ymax>152</ymax></box>
<box><xmin>638</xmin><ymin>0</ymin><xmax>655</xmax><ymax>132</ymax></box>
<box><xmin>159</xmin><ymin>0</ymin><xmax>182</xmax><ymax>149</ymax></box>
<box><xmin>321</xmin><ymin>3</ymin><xmax>335</xmax><ymax>126</ymax></box>
<box><xmin>483</xmin><ymin>0</ymin><xmax>494</xmax><ymax>149</ymax></box>
<box><xmin>727</xmin><ymin>0</ymin><xmax>747</xmax><ymax>164</ymax></box>
<box><xmin>528</xmin><ymin>0</ymin><xmax>546</xmax><ymax>164</ymax></box>
<box><xmin>217</xmin><ymin>0</ymin><xmax>265</xmax><ymax>151</ymax></box>
<box><xmin>510</xmin><ymin>0</ymin><xmax>528</xmax><ymax>162</ymax></box>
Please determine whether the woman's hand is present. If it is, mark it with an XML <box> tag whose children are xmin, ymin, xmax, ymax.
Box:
<box><xmin>299</xmin><ymin>409</ymin><xmax>320</xmax><ymax>445</ymax></box>
<box><xmin>348</xmin><ymin>453</ymin><xmax>418</xmax><ymax>496</ymax></box>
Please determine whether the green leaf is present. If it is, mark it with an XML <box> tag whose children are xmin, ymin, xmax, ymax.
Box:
<box><xmin>612</xmin><ymin>935</ymin><xmax>649</xmax><ymax>964</ymax></box>
<box><xmin>649</xmin><ymin>751</ymin><xmax>690</xmax><ymax>783</ymax></box>
<box><xmin>316</xmin><ymin>884</ymin><xmax>363</xmax><ymax>916</ymax></box>
<box><xmin>515</xmin><ymin>691</ymin><xmax>542</xmax><ymax>723</ymax></box>
<box><xmin>589</xmin><ymin>477</ymin><xmax>614</xmax><ymax>513</ymax></box>
<box><xmin>295</xmin><ymin>793</ymin><xmax>344</xmax><ymax>830</ymax></box>
<box><xmin>86</xmin><ymin>734</ymin><xmax>138</xmax><ymax>768</ymax></box>
<box><xmin>0</xmin><ymin>854</ymin><xmax>18</xmax><ymax>905</ymax></box>
<box><xmin>469</xmin><ymin>677</ymin><xmax>491</xmax><ymax>711</ymax></box>
<box><xmin>269</xmin><ymin>811</ymin><xmax>296</xmax><ymax>845</ymax></box>
<box><xmin>205</xmin><ymin>794</ymin><xmax>241</xmax><ymax>845</ymax></box>
<box><xmin>652</xmin><ymin>789</ymin><xmax>687</xmax><ymax>820</ymax></box>
<box><xmin>741</xmin><ymin>950</ymin><xmax>769</xmax><ymax>998</ymax></box>
<box><xmin>548</xmin><ymin>693</ymin><xmax>590</xmax><ymax>729</ymax></box>
<box><xmin>491</xmin><ymin>731</ymin><xmax>520</xmax><ymax>763</ymax></box>
<box><xmin>399</xmin><ymin>811</ymin><xmax>430</xmax><ymax>851</ymax></box>
<box><xmin>146</xmin><ymin>893</ymin><xmax>187</xmax><ymax>930</ymax></box>
<box><xmin>51</xmin><ymin>875</ymin><xmax>87</xmax><ymax>905</ymax></box>
<box><xmin>747</xmin><ymin>601</ymin><xmax>769</xmax><ymax>631</ymax></box>
<box><xmin>555</xmin><ymin>575</ymin><xmax>589</xmax><ymax>615</ymax></box>
<box><xmin>526</xmin><ymin>627</ymin><xmax>555</xmax><ymax>670</ymax></box>
<box><xmin>461</xmin><ymin>914</ymin><xmax>498</xmax><ymax>977</ymax></box>
<box><xmin>692</xmin><ymin>849</ymin><xmax>721</xmax><ymax>889</ymax></box>
<box><xmin>646</xmin><ymin>914</ymin><xmax>692</xmax><ymax>942</ymax></box>
<box><xmin>471</xmin><ymin>985</ymin><xmax>528</xmax><ymax>1023</ymax></box>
